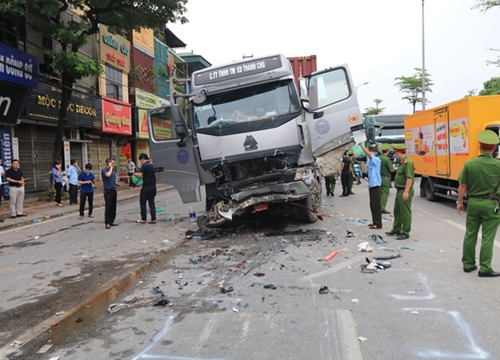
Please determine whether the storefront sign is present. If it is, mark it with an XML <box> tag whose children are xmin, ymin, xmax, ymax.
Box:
<box><xmin>102</xmin><ymin>96</ymin><xmax>132</xmax><ymax>135</ymax></box>
<box><xmin>0</xmin><ymin>82</ymin><xmax>31</xmax><ymax>125</ymax></box>
<box><xmin>135</xmin><ymin>89</ymin><xmax>169</xmax><ymax>139</ymax></box>
<box><xmin>0</xmin><ymin>44</ymin><xmax>38</xmax><ymax>88</ymax></box>
<box><xmin>133</xmin><ymin>28</ymin><xmax>154</xmax><ymax>57</ymax></box>
<box><xmin>99</xmin><ymin>25</ymin><xmax>130</xmax><ymax>73</ymax></box>
<box><xmin>1</xmin><ymin>128</ymin><xmax>14</xmax><ymax>197</ymax></box>
<box><xmin>26</xmin><ymin>82</ymin><xmax>102</xmax><ymax>129</ymax></box>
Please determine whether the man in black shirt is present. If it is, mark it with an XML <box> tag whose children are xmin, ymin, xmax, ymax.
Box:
<box><xmin>339</xmin><ymin>151</ymin><xmax>352</xmax><ymax>197</ymax></box>
<box><xmin>5</xmin><ymin>159</ymin><xmax>26</xmax><ymax>218</ymax></box>
<box><xmin>134</xmin><ymin>153</ymin><xmax>157</xmax><ymax>224</ymax></box>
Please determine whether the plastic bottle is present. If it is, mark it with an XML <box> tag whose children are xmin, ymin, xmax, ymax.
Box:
<box><xmin>193</xmin><ymin>236</ymin><xmax>203</xmax><ymax>241</ymax></box>
<box><xmin>189</xmin><ymin>207</ymin><xmax>196</xmax><ymax>222</ymax></box>
<box><xmin>32</xmin><ymin>219</ymin><xmax>41</xmax><ymax>223</ymax></box>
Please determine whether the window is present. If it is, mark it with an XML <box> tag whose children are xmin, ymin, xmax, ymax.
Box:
<box><xmin>150</xmin><ymin>108</ymin><xmax>179</xmax><ymax>141</ymax></box>
<box><xmin>308</xmin><ymin>69</ymin><xmax>350</xmax><ymax>110</ymax></box>
<box><xmin>105</xmin><ymin>65</ymin><xmax>123</xmax><ymax>100</ymax></box>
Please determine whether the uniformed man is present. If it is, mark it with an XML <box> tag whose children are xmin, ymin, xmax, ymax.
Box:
<box><xmin>457</xmin><ymin>129</ymin><xmax>500</xmax><ymax>277</ymax></box>
<box><xmin>385</xmin><ymin>144</ymin><xmax>414</xmax><ymax>240</ymax></box>
<box><xmin>380</xmin><ymin>144</ymin><xmax>395</xmax><ymax>214</ymax></box>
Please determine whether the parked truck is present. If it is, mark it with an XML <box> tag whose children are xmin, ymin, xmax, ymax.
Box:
<box><xmin>365</xmin><ymin>114</ymin><xmax>406</xmax><ymax>146</ymax></box>
<box><xmin>405</xmin><ymin>96</ymin><xmax>500</xmax><ymax>202</ymax></box>
<box><xmin>147</xmin><ymin>54</ymin><xmax>362</xmax><ymax>225</ymax></box>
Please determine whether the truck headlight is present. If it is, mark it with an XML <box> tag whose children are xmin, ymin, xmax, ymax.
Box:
<box><xmin>294</xmin><ymin>168</ymin><xmax>315</xmax><ymax>185</ymax></box>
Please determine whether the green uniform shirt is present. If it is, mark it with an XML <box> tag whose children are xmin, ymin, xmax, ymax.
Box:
<box><xmin>394</xmin><ymin>155</ymin><xmax>414</xmax><ymax>189</ymax></box>
<box><xmin>458</xmin><ymin>154</ymin><xmax>500</xmax><ymax>196</ymax></box>
<box><xmin>379</xmin><ymin>154</ymin><xmax>393</xmax><ymax>178</ymax></box>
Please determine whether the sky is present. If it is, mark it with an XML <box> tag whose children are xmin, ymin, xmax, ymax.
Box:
<box><xmin>168</xmin><ymin>0</ymin><xmax>500</xmax><ymax>115</ymax></box>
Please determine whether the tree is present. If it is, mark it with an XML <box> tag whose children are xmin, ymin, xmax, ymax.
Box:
<box><xmin>473</xmin><ymin>2</ymin><xmax>500</xmax><ymax>66</ymax></box>
<box><xmin>1</xmin><ymin>0</ymin><xmax>187</xmax><ymax>162</ymax></box>
<box><xmin>465</xmin><ymin>89</ymin><xmax>478</xmax><ymax>97</ymax></box>
<box><xmin>479</xmin><ymin>77</ymin><xmax>500</xmax><ymax>95</ymax></box>
<box><xmin>394</xmin><ymin>68</ymin><xmax>433</xmax><ymax>114</ymax></box>
<box><xmin>363</xmin><ymin>99</ymin><xmax>385</xmax><ymax>116</ymax></box>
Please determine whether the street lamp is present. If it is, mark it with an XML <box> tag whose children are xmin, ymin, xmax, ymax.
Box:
<box><xmin>421</xmin><ymin>0</ymin><xmax>426</xmax><ymax>110</ymax></box>
<box><xmin>355</xmin><ymin>82</ymin><xmax>369</xmax><ymax>91</ymax></box>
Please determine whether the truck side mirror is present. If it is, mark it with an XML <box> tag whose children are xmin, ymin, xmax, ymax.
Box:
<box><xmin>171</xmin><ymin>105</ymin><xmax>188</xmax><ymax>148</ymax></box>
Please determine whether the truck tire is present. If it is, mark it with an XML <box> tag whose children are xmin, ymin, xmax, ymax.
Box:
<box><xmin>298</xmin><ymin>180</ymin><xmax>321</xmax><ymax>223</ymax></box>
<box><xmin>424</xmin><ymin>179</ymin><xmax>438</xmax><ymax>202</ymax></box>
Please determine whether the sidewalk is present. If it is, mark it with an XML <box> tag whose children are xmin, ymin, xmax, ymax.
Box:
<box><xmin>0</xmin><ymin>182</ymin><xmax>174</xmax><ymax>231</ymax></box>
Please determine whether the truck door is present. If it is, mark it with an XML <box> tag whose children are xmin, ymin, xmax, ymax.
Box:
<box><xmin>434</xmin><ymin>108</ymin><xmax>450</xmax><ymax>177</ymax></box>
<box><xmin>301</xmin><ymin>66</ymin><xmax>362</xmax><ymax>155</ymax></box>
<box><xmin>148</xmin><ymin>105</ymin><xmax>201</xmax><ymax>203</ymax></box>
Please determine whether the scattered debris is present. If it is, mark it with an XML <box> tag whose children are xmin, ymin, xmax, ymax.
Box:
<box><xmin>346</xmin><ymin>230</ymin><xmax>356</xmax><ymax>237</ymax></box>
<box><xmin>76</xmin><ymin>317</ymin><xmax>84</xmax><ymax>323</ymax></box>
<box><xmin>373</xmin><ymin>253</ymin><xmax>402</xmax><ymax>260</ymax></box>
<box><xmin>319</xmin><ymin>286</ymin><xmax>329</xmax><ymax>294</ymax></box>
<box><xmin>151</xmin><ymin>286</ymin><xmax>165</xmax><ymax>297</ymax></box>
<box><xmin>154</xmin><ymin>299</ymin><xmax>170</xmax><ymax>307</ymax></box>
<box><xmin>370</xmin><ymin>234</ymin><xmax>386</xmax><ymax>244</ymax></box>
<box><xmin>220</xmin><ymin>286</ymin><xmax>233</xmax><ymax>294</ymax></box>
<box><xmin>55</xmin><ymin>311</ymin><xmax>65</xmax><ymax>316</ymax></box>
<box><xmin>358</xmin><ymin>336</ymin><xmax>368</xmax><ymax>342</ymax></box>
<box><xmin>358</xmin><ymin>242</ymin><xmax>373</xmax><ymax>252</ymax></box>
<box><xmin>263</xmin><ymin>284</ymin><xmax>277</xmax><ymax>290</ymax></box>
<box><xmin>163</xmin><ymin>239</ymin><xmax>170</xmax><ymax>243</ymax></box>
<box><xmin>351</xmin><ymin>298</ymin><xmax>360</xmax><ymax>303</ymax></box>
<box><xmin>107</xmin><ymin>303</ymin><xmax>127</xmax><ymax>314</ymax></box>
<box><xmin>232</xmin><ymin>307</ymin><xmax>239</xmax><ymax>312</ymax></box>
<box><xmin>253</xmin><ymin>272</ymin><xmax>265</xmax><ymax>277</ymax></box>
<box><xmin>411</xmin><ymin>310</ymin><xmax>419</xmax><ymax>315</ymax></box>
<box><xmin>189</xmin><ymin>255</ymin><xmax>204</xmax><ymax>264</ymax></box>
<box><xmin>48</xmin><ymin>357</ymin><xmax>60</xmax><ymax>360</ymax></box>
<box><xmin>37</xmin><ymin>344</ymin><xmax>53</xmax><ymax>353</ymax></box>
<box><xmin>10</xmin><ymin>340</ymin><xmax>22</xmax><ymax>347</ymax></box>
<box><xmin>365</xmin><ymin>257</ymin><xmax>391</xmax><ymax>270</ymax></box>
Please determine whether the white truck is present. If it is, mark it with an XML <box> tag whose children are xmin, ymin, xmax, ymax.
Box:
<box><xmin>147</xmin><ymin>54</ymin><xmax>362</xmax><ymax>225</ymax></box>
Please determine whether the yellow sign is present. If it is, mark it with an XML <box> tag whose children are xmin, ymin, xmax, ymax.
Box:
<box><xmin>133</xmin><ymin>28</ymin><xmax>154</xmax><ymax>57</ymax></box>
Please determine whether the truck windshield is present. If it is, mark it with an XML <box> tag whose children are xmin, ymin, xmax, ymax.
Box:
<box><xmin>193</xmin><ymin>81</ymin><xmax>299</xmax><ymax>128</ymax></box>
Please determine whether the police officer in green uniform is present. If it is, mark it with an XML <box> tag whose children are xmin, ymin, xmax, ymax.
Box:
<box><xmin>325</xmin><ymin>174</ymin><xmax>336</xmax><ymax>196</ymax></box>
<box><xmin>380</xmin><ymin>144</ymin><xmax>395</xmax><ymax>214</ymax></box>
<box><xmin>457</xmin><ymin>129</ymin><xmax>500</xmax><ymax>277</ymax></box>
<box><xmin>385</xmin><ymin>144</ymin><xmax>414</xmax><ymax>240</ymax></box>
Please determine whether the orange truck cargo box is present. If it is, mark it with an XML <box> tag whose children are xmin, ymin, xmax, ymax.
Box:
<box><xmin>405</xmin><ymin>95</ymin><xmax>500</xmax><ymax>202</ymax></box>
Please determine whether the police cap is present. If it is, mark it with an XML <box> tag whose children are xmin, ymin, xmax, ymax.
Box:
<box><xmin>478</xmin><ymin>130</ymin><xmax>499</xmax><ymax>146</ymax></box>
<box><xmin>380</xmin><ymin>143</ymin><xmax>390</xmax><ymax>151</ymax></box>
<box><xmin>392</xmin><ymin>144</ymin><xmax>406</xmax><ymax>152</ymax></box>
<box><xmin>347</xmin><ymin>149</ymin><xmax>354</xmax><ymax>155</ymax></box>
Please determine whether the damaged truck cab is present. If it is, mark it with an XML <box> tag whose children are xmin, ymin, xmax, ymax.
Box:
<box><xmin>148</xmin><ymin>54</ymin><xmax>361</xmax><ymax>225</ymax></box>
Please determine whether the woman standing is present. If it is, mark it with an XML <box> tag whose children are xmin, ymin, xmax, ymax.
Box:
<box><xmin>52</xmin><ymin>161</ymin><xmax>63</xmax><ymax>207</ymax></box>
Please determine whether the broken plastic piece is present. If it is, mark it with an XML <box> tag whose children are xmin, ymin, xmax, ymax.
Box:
<box><xmin>351</xmin><ymin>298</ymin><xmax>360</xmax><ymax>303</ymax></box>
<box><xmin>358</xmin><ymin>242</ymin><xmax>373</xmax><ymax>252</ymax></box>
<box><xmin>346</xmin><ymin>230</ymin><xmax>355</xmax><ymax>237</ymax></box>
<box><xmin>55</xmin><ymin>311</ymin><xmax>65</xmax><ymax>316</ymax></box>
<box><xmin>263</xmin><ymin>284</ymin><xmax>277</xmax><ymax>290</ymax></box>
<box><xmin>76</xmin><ymin>317</ymin><xmax>84</xmax><ymax>323</ymax></box>
<box><xmin>358</xmin><ymin>336</ymin><xmax>368</xmax><ymax>342</ymax></box>
<box><xmin>373</xmin><ymin>253</ymin><xmax>402</xmax><ymax>260</ymax></box>
<box><xmin>323</xmin><ymin>251</ymin><xmax>339</xmax><ymax>261</ymax></box>
<box><xmin>37</xmin><ymin>344</ymin><xmax>53</xmax><ymax>354</ymax></box>
<box><xmin>370</xmin><ymin>234</ymin><xmax>386</xmax><ymax>244</ymax></box>
<box><xmin>151</xmin><ymin>286</ymin><xmax>165</xmax><ymax>296</ymax></box>
<box><xmin>232</xmin><ymin>307</ymin><xmax>239</xmax><ymax>312</ymax></box>
<box><xmin>11</xmin><ymin>340</ymin><xmax>22</xmax><ymax>347</ymax></box>
<box><xmin>319</xmin><ymin>286</ymin><xmax>329</xmax><ymax>294</ymax></box>
<box><xmin>411</xmin><ymin>310</ymin><xmax>419</xmax><ymax>315</ymax></box>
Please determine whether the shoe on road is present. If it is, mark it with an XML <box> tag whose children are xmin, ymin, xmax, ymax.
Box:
<box><xmin>463</xmin><ymin>265</ymin><xmax>478</xmax><ymax>273</ymax></box>
<box><xmin>385</xmin><ymin>230</ymin><xmax>399</xmax><ymax>236</ymax></box>
<box><xmin>396</xmin><ymin>234</ymin><xmax>410</xmax><ymax>240</ymax></box>
<box><xmin>478</xmin><ymin>271</ymin><xmax>500</xmax><ymax>277</ymax></box>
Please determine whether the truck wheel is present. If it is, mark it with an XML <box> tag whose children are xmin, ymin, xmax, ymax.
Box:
<box><xmin>298</xmin><ymin>180</ymin><xmax>321</xmax><ymax>223</ymax></box>
<box><xmin>424</xmin><ymin>179</ymin><xmax>438</xmax><ymax>202</ymax></box>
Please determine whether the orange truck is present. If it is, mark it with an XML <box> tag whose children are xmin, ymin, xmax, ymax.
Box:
<box><xmin>404</xmin><ymin>95</ymin><xmax>500</xmax><ymax>202</ymax></box>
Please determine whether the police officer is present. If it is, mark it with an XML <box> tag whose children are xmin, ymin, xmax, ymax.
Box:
<box><xmin>385</xmin><ymin>144</ymin><xmax>414</xmax><ymax>240</ymax></box>
<box><xmin>348</xmin><ymin>149</ymin><xmax>356</xmax><ymax>195</ymax></box>
<box><xmin>457</xmin><ymin>130</ymin><xmax>500</xmax><ymax>277</ymax></box>
<box><xmin>380</xmin><ymin>144</ymin><xmax>395</xmax><ymax>214</ymax></box>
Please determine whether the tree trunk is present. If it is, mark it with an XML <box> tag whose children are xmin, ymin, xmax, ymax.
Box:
<box><xmin>52</xmin><ymin>70</ymin><xmax>74</xmax><ymax>163</ymax></box>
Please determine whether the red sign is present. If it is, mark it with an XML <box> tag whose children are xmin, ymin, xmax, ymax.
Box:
<box><xmin>102</xmin><ymin>96</ymin><xmax>132</xmax><ymax>135</ymax></box>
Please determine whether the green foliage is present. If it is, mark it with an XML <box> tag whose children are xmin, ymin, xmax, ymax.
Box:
<box><xmin>394</xmin><ymin>68</ymin><xmax>433</xmax><ymax>113</ymax></box>
<box><xmin>39</xmin><ymin>188</ymin><xmax>69</xmax><ymax>202</ymax></box>
<box><xmin>479</xmin><ymin>77</ymin><xmax>500</xmax><ymax>95</ymax></box>
<box><xmin>363</xmin><ymin>99</ymin><xmax>385</xmax><ymax>116</ymax></box>
<box><xmin>465</xmin><ymin>89</ymin><xmax>478</xmax><ymax>97</ymax></box>
<box><xmin>473</xmin><ymin>0</ymin><xmax>500</xmax><ymax>12</ymax></box>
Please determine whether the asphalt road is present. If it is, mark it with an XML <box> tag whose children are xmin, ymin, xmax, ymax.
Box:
<box><xmin>2</xmin><ymin>179</ymin><xmax>500</xmax><ymax>360</ymax></box>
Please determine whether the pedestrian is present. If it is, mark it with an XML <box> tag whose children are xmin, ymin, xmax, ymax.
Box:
<box><xmin>348</xmin><ymin>149</ymin><xmax>356</xmax><ymax>195</ymax></box>
<box><xmin>0</xmin><ymin>158</ymin><xmax>4</xmax><ymax>221</ymax></box>
<box><xmin>325</xmin><ymin>174</ymin><xmax>336</xmax><ymax>196</ymax></box>
<box><xmin>102</xmin><ymin>158</ymin><xmax>118</xmax><ymax>229</ymax></box>
<box><xmin>339</xmin><ymin>150</ymin><xmax>352</xmax><ymax>197</ymax></box>
<box><xmin>360</xmin><ymin>142</ymin><xmax>383</xmax><ymax>229</ymax></box>
<box><xmin>385</xmin><ymin>144</ymin><xmax>414</xmax><ymax>240</ymax></box>
<box><xmin>5</xmin><ymin>159</ymin><xmax>26</xmax><ymax>218</ymax></box>
<box><xmin>126</xmin><ymin>157</ymin><xmax>136</xmax><ymax>189</ymax></box>
<box><xmin>78</xmin><ymin>163</ymin><xmax>95</xmax><ymax>219</ymax></box>
<box><xmin>134</xmin><ymin>153</ymin><xmax>157</xmax><ymax>224</ymax></box>
<box><xmin>52</xmin><ymin>161</ymin><xmax>64</xmax><ymax>207</ymax></box>
<box><xmin>380</xmin><ymin>144</ymin><xmax>395</xmax><ymax>214</ymax></box>
<box><xmin>457</xmin><ymin>130</ymin><xmax>500</xmax><ymax>277</ymax></box>
<box><xmin>67</xmin><ymin>159</ymin><xmax>81</xmax><ymax>205</ymax></box>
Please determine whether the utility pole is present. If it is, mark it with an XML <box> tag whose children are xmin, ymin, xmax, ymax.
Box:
<box><xmin>421</xmin><ymin>0</ymin><xmax>426</xmax><ymax>111</ymax></box>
